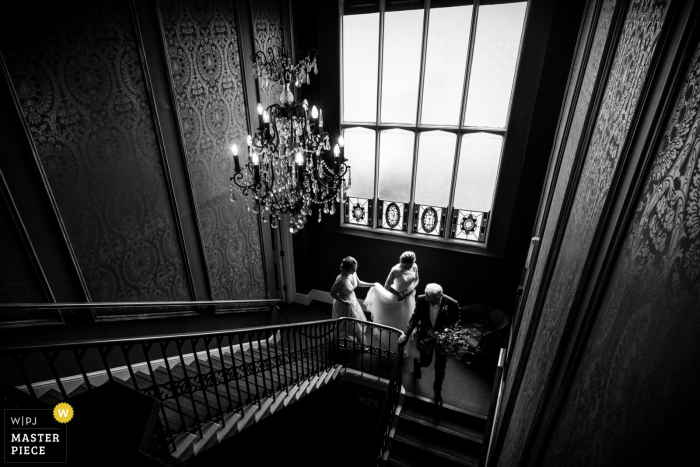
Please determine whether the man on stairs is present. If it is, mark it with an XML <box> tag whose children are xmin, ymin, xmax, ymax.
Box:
<box><xmin>398</xmin><ymin>283</ymin><xmax>460</xmax><ymax>406</ymax></box>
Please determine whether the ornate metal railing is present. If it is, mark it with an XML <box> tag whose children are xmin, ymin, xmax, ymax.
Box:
<box><xmin>0</xmin><ymin>305</ymin><xmax>403</xmax><ymax>463</ymax></box>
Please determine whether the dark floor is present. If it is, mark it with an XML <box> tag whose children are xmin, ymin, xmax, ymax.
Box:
<box><xmin>276</xmin><ymin>301</ymin><xmax>493</xmax><ymax>417</ymax></box>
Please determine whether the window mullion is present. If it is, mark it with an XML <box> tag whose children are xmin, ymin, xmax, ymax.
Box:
<box><xmin>446</xmin><ymin>0</ymin><xmax>480</xmax><ymax>239</ymax></box>
<box><xmin>407</xmin><ymin>0</ymin><xmax>430</xmax><ymax>234</ymax></box>
<box><xmin>373</xmin><ymin>0</ymin><xmax>386</xmax><ymax>229</ymax></box>
<box><xmin>445</xmin><ymin>133</ymin><xmax>464</xmax><ymax>241</ymax></box>
<box><xmin>458</xmin><ymin>0</ymin><xmax>480</xmax><ymax>129</ymax></box>
<box><xmin>408</xmin><ymin>131</ymin><xmax>420</xmax><ymax>233</ymax></box>
<box><xmin>414</xmin><ymin>0</ymin><xmax>431</xmax><ymax>126</ymax></box>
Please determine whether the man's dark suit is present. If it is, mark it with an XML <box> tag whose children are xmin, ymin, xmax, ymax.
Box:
<box><xmin>404</xmin><ymin>294</ymin><xmax>460</xmax><ymax>394</ymax></box>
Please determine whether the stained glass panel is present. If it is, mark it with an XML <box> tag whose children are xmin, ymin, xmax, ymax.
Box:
<box><xmin>344</xmin><ymin>196</ymin><xmax>372</xmax><ymax>226</ymax></box>
<box><xmin>451</xmin><ymin>209</ymin><xmax>488</xmax><ymax>242</ymax></box>
<box><xmin>414</xmin><ymin>205</ymin><xmax>445</xmax><ymax>237</ymax></box>
<box><xmin>378</xmin><ymin>200</ymin><xmax>407</xmax><ymax>231</ymax></box>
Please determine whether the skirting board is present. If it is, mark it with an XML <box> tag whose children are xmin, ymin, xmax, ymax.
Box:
<box><xmin>292</xmin><ymin>289</ymin><xmax>368</xmax><ymax>311</ymax></box>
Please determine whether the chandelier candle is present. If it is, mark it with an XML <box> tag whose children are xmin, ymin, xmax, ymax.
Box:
<box><xmin>230</xmin><ymin>46</ymin><xmax>350</xmax><ymax>232</ymax></box>
<box><xmin>231</xmin><ymin>144</ymin><xmax>240</xmax><ymax>171</ymax></box>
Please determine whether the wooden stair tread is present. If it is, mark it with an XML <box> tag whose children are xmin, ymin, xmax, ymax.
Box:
<box><xmin>393</xmin><ymin>428</ymin><xmax>479</xmax><ymax>466</ymax></box>
<box><xmin>399</xmin><ymin>405</ymin><xmax>484</xmax><ymax>443</ymax></box>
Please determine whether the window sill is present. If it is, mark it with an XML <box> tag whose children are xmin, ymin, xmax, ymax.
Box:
<box><xmin>333</xmin><ymin>224</ymin><xmax>502</xmax><ymax>258</ymax></box>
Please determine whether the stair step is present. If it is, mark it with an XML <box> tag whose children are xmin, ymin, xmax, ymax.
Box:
<box><xmin>170</xmin><ymin>431</ymin><xmax>197</xmax><ymax>461</ymax></box>
<box><xmin>192</xmin><ymin>421</ymin><xmax>221</xmax><ymax>455</ymax></box>
<box><xmin>387</xmin><ymin>440</ymin><xmax>475</xmax><ymax>467</ymax></box>
<box><xmin>392</xmin><ymin>424</ymin><xmax>479</xmax><ymax>466</ymax></box>
<box><xmin>216</xmin><ymin>411</ymin><xmax>242</xmax><ymax>442</ymax></box>
<box><xmin>38</xmin><ymin>388</ymin><xmax>63</xmax><ymax>405</ymax></box>
<box><xmin>399</xmin><ymin>405</ymin><xmax>484</xmax><ymax>444</ymax></box>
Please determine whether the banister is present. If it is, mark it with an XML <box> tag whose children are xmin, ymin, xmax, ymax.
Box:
<box><xmin>0</xmin><ymin>298</ymin><xmax>281</xmax><ymax>311</ymax></box>
<box><xmin>1</xmin><ymin>316</ymin><xmax>405</xmax><ymax>464</ymax></box>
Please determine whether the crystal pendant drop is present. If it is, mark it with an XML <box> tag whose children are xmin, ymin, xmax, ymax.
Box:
<box><xmin>270</xmin><ymin>216</ymin><xmax>279</xmax><ymax>229</ymax></box>
<box><xmin>318</xmin><ymin>210</ymin><xmax>322</xmax><ymax>223</ymax></box>
<box><xmin>330</xmin><ymin>204</ymin><xmax>336</xmax><ymax>215</ymax></box>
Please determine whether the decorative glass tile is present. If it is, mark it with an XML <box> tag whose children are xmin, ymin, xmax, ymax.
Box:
<box><xmin>451</xmin><ymin>209</ymin><xmax>489</xmax><ymax>242</ymax></box>
<box><xmin>378</xmin><ymin>200</ymin><xmax>408</xmax><ymax>231</ymax></box>
<box><xmin>413</xmin><ymin>205</ymin><xmax>445</xmax><ymax>236</ymax></box>
<box><xmin>344</xmin><ymin>196</ymin><xmax>373</xmax><ymax>227</ymax></box>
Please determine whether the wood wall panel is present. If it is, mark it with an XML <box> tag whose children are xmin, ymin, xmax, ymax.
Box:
<box><xmin>1</xmin><ymin>0</ymin><xmax>193</xmax><ymax>304</ymax></box>
<box><xmin>542</xmin><ymin>26</ymin><xmax>700</xmax><ymax>466</ymax></box>
<box><xmin>159</xmin><ymin>0</ymin><xmax>266</xmax><ymax>300</ymax></box>
<box><xmin>498</xmin><ymin>0</ymin><xmax>671</xmax><ymax>465</ymax></box>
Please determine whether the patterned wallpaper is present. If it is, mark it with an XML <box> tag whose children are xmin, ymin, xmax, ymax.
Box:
<box><xmin>251</xmin><ymin>0</ymin><xmax>290</xmax><ymax>109</ymax></box>
<box><xmin>159</xmin><ymin>0</ymin><xmax>266</xmax><ymax>300</ymax></box>
<box><xmin>2</xmin><ymin>0</ymin><xmax>192</xmax><ymax>303</ymax></box>
<box><xmin>498</xmin><ymin>0</ymin><xmax>670</xmax><ymax>465</ymax></box>
<box><xmin>499</xmin><ymin>0</ymin><xmax>617</xmax><ymax>439</ymax></box>
<box><xmin>542</xmin><ymin>38</ymin><xmax>700</xmax><ymax>466</ymax></box>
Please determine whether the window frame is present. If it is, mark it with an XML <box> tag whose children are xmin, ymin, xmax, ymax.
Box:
<box><xmin>339</xmin><ymin>0</ymin><xmax>526</xmax><ymax>249</ymax></box>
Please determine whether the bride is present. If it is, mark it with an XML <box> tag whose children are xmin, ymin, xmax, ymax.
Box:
<box><xmin>364</xmin><ymin>251</ymin><xmax>419</xmax><ymax>350</ymax></box>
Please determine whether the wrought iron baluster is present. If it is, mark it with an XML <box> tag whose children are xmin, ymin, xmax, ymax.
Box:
<box><xmin>142</xmin><ymin>343</ymin><xmax>175</xmax><ymax>444</ymax></box>
<box><xmin>226</xmin><ymin>335</ymin><xmax>245</xmax><ymax>411</ymax></box>
<box><xmin>175</xmin><ymin>339</ymin><xmax>201</xmax><ymax>429</ymax></box>
<box><xmin>267</xmin><ymin>328</ymin><xmax>280</xmax><ymax>393</ymax></box>
<box><xmin>304</xmin><ymin>324</ymin><xmax>311</xmax><ymax>380</ymax></box>
<box><xmin>256</xmin><ymin>330</ymin><xmax>267</xmax><ymax>398</ymax></box>
<box><xmin>43</xmin><ymin>351</ymin><xmax>67</xmax><ymax>399</ymax></box>
<box><xmin>237</xmin><ymin>333</ymin><xmax>253</xmax><ymax>406</ymax></box>
<box><xmin>158</xmin><ymin>340</ymin><xmax>188</xmax><ymax>433</ymax></box>
<box><xmin>72</xmin><ymin>348</ymin><xmax>92</xmax><ymax>390</ymax></box>
<box><xmin>97</xmin><ymin>346</ymin><xmax>114</xmax><ymax>383</ymax></box>
<box><xmin>279</xmin><ymin>328</ymin><xmax>289</xmax><ymax>390</ymax></box>
<box><xmin>292</xmin><ymin>325</ymin><xmax>301</xmax><ymax>383</ymax></box>
<box><xmin>247</xmin><ymin>332</ymin><xmax>261</xmax><ymax>407</ymax></box>
<box><xmin>189</xmin><ymin>338</ymin><xmax>213</xmax><ymax>421</ymax></box>
<box><xmin>13</xmin><ymin>353</ymin><xmax>36</xmax><ymax>398</ymax></box>
<box><xmin>215</xmin><ymin>335</ymin><xmax>233</xmax><ymax>413</ymax></box>
<box><xmin>120</xmin><ymin>345</ymin><xmax>136</xmax><ymax>391</ymax></box>
<box><xmin>203</xmin><ymin>336</ymin><xmax>224</xmax><ymax>420</ymax></box>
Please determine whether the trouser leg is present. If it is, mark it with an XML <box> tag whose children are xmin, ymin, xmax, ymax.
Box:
<box><xmin>433</xmin><ymin>352</ymin><xmax>448</xmax><ymax>393</ymax></box>
<box><xmin>418</xmin><ymin>348</ymin><xmax>434</xmax><ymax>368</ymax></box>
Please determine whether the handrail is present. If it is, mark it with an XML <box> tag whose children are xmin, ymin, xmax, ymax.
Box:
<box><xmin>369</xmin><ymin>340</ymin><xmax>405</xmax><ymax>465</ymax></box>
<box><xmin>0</xmin><ymin>299</ymin><xmax>281</xmax><ymax>311</ymax></box>
<box><xmin>0</xmin><ymin>316</ymin><xmax>405</xmax><ymax>465</ymax></box>
<box><xmin>481</xmin><ymin>348</ymin><xmax>507</xmax><ymax>467</ymax></box>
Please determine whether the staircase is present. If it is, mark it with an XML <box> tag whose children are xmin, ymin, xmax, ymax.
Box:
<box><xmin>2</xmin><ymin>313</ymin><xmax>406</xmax><ymax>466</ymax></box>
<box><xmin>31</xmin><ymin>333</ymin><xmax>344</xmax><ymax>462</ymax></box>
<box><xmin>385</xmin><ymin>396</ymin><xmax>487</xmax><ymax>467</ymax></box>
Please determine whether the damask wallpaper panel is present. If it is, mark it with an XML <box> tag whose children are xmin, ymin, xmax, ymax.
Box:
<box><xmin>498</xmin><ymin>1</ymin><xmax>671</xmax><ymax>465</ymax></box>
<box><xmin>159</xmin><ymin>0</ymin><xmax>266</xmax><ymax>300</ymax></box>
<box><xmin>1</xmin><ymin>0</ymin><xmax>192</xmax><ymax>304</ymax></box>
<box><xmin>542</xmin><ymin>37</ymin><xmax>700</xmax><ymax>467</ymax></box>
<box><xmin>499</xmin><ymin>0</ymin><xmax>618</xmax><ymax>439</ymax></box>
<box><xmin>250</xmin><ymin>0</ymin><xmax>292</xmax><ymax>109</ymax></box>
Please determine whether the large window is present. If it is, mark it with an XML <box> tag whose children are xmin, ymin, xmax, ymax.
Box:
<box><xmin>341</xmin><ymin>0</ymin><xmax>527</xmax><ymax>245</ymax></box>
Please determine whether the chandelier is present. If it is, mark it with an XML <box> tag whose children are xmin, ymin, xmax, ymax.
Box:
<box><xmin>229</xmin><ymin>46</ymin><xmax>350</xmax><ymax>233</ymax></box>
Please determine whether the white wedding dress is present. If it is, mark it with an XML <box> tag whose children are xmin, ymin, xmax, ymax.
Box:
<box><xmin>364</xmin><ymin>265</ymin><xmax>417</xmax><ymax>352</ymax></box>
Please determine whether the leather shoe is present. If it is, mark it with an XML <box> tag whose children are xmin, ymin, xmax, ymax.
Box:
<box><xmin>434</xmin><ymin>392</ymin><xmax>443</xmax><ymax>406</ymax></box>
<box><xmin>413</xmin><ymin>358</ymin><xmax>422</xmax><ymax>379</ymax></box>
